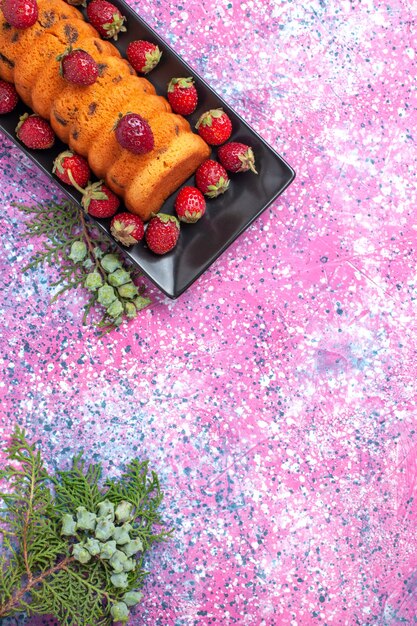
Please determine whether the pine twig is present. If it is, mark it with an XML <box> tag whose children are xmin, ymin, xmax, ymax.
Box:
<box><xmin>0</xmin><ymin>556</ymin><xmax>74</xmax><ymax>618</ymax></box>
<box><xmin>0</xmin><ymin>428</ymin><xmax>171</xmax><ymax>624</ymax></box>
<box><xmin>15</xmin><ymin>200</ymin><xmax>151</xmax><ymax>331</ymax></box>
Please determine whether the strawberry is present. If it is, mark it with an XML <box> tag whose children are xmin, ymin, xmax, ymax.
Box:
<box><xmin>52</xmin><ymin>150</ymin><xmax>91</xmax><ymax>188</ymax></box>
<box><xmin>15</xmin><ymin>113</ymin><xmax>55</xmax><ymax>149</ymax></box>
<box><xmin>57</xmin><ymin>47</ymin><xmax>99</xmax><ymax>86</ymax></box>
<box><xmin>218</xmin><ymin>142</ymin><xmax>257</xmax><ymax>174</ymax></box>
<box><xmin>114</xmin><ymin>113</ymin><xmax>154</xmax><ymax>154</ymax></box>
<box><xmin>2</xmin><ymin>0</ymin><xmax>38</xmax><ymax>29</ymax></box>
<box><xmin>110</xmin><ymin>212</ymin><xmax>144</xmax><ymax>246</ymax></box>
<box><xmin>145</xmin><ymin>213</ymin><xmax>180</xmax><ymax>255</ymax></box>
<box><xmin>73</xmin><ymin>180</ymin><xmax>120</xmax><ymax>218</ymax></box>
<box><xmin>82</xmin><ymin>182</ymin><xmax>120</xmax><ymax>218</ymax></box>
<box><xmin>195</xmin><ymin>109</ymin><xmax>232</xmax><ymax>145</ymax></box>
<box><xmin>174</xmin><ymin>186</ymin><xmax>206</xmax><ymax>223</ymax></box>
<box><xmin>167</xmin><ymin>77</ymin><xmax>198</xmax><ymax>115</ymax></box>
<box><xmin>0</xmin><ymin>80</ymin><xmax>19</xmax><ymax>114</ymax></box>
<box><xmin>195</xmin><ymin>159</ymin><xmax>230</xmax><ymax>198</ymax></box>
<box><xmin>127</xmin><ymin>40</ymin><xmax>162</xmax><ymax>74</ymax></box>
<box><xmin>86</xmin><ymin>0</ymin><xmax>126</xmax><ymax>40</ymax></box>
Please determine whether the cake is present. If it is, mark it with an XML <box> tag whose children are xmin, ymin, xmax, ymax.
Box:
<box><xmin>0</xmin><ymin>0</ymin><xmax>210</xmax><ymax>220</ymax></box>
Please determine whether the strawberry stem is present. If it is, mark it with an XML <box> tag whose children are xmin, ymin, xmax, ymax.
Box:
<box><xmin>67</xmin><ymin>169</ymin><xmax>87</xmax><ymax>195</ymax></box>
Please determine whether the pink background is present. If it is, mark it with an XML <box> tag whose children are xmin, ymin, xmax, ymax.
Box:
<box><xmin>1</xmin><ymin>0</ymin><xmax>417</xmax><ymax>624</ymax></box>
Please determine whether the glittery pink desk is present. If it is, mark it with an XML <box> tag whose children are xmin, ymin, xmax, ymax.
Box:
<box><xmin>1</xmin><ymin>0</ymin><xmax>417</xmax><ymax>624</ymax></box>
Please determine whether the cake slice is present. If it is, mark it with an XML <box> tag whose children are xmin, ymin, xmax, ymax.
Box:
<box><xmin>86</xmin><ymin>111</ymin><xmax>210</xmax><ymax>220</ymax></box>
<box><xmin>87</xmin><ymin>111</ymin><xmax>192</xmax><ymax>181</ymax></box>
<box><xmin>49</xmin><ymin>56</ymin><xmax>148</xmax><ymax>143</ymax></box>
<box><xmin>0</xmin><ymin>0</ymin><xmax>81</xmax><ymax>82</ymax></box>
<box><xmin>65</xmin><ymin>72</ymin><xmax>171</xmax><ymax>158</ymax></box>
<box><xmin>13</xmin><ymin>19</ymin><xmax>98</xmax><ymax>106</ymax></box>
<box><xmin>31</xmin><ymin>37</ymin><xmax>120</xmax><ymax>119</ymax></box>
<box><xmin>69</xmin><ymin>91</ymin><xmax>171</xmax><ymax>157</ymax></box>
<box><xmin>122</xmin><ymin>132</ymin><xmax>211</xmax><ymax>220</ymax></box>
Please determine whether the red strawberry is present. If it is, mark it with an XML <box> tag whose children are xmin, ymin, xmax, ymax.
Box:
<box><xmin>218</xmin><ymin>142</ymin><xmax>257</xmax><ymax>174</ymax></box>
<box><xmin>2</xmin><ymin>0</ymin><xmax>38</xmax><ymax>29</ymax></box>
<box><xmin>167</xmin><ymin>77</ymin><xmax>198</xmax><ymax>115</ymax></box>
<box><xmin>195</xmin><ymin>109</ymin><xmax>232</xmax><ymax>146</ymax></box>
<box><xmin>127</xmin><ymin>40</ymin><xmax>162</xmax><ymax>74</ymax></box>
<box><xmin>110</xmin><ymin>212</ymin><xmax>144</xmax><ymax>246</ymax></box>
<box><xmin>195</xmin><ymin>159</ymin><xmax>229</xmax><ymax>198</ymax></box>
<box><xmin>0</xmin><ymin>80</ymin><xmax>19</xmax><ymax>114</ymax></box>
<box><xmin>174</xmin><ymin>186</ymin><xmax>206</xmax><ymax>223</ymax></box>
<box><xmin>79</xmin><ymin>180</ymin><xmax>120</xmax><ymax>218</ymax></box>
<box><xmin>57</xmin><ymin>47</ymin><xmax>99</xmax><ymax>86</ymax></box>
<box><xmin>15</xmin><ymin>113</ymin><xmax>55</xmax><ymax>149</ymax></box>
<box><xmin>145</xmin><ymin>213</ymin><xmax>180</xmax><ymax>255</ymax></box>
<box><xmin>52</xmin><ymin>150</ymin><xmax>91</xmax><ymax>188</ymax></box>
<box><xmin>86</xmin><ymin>0</ymin><xmax>126</xmax><ymax>40</ymax></box>
<box><xmin>114</xmin><ymin>113</ymin><xmax>154</xmax><ymax>154</ymax></box>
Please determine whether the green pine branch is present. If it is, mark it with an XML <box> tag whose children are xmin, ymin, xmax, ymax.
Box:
<box><xmin>0</xmin><ymin>427</ymin><xmax>172</xmax><ymax>624</ymax></box>
<box><xmin>15</xmin><ymin>200</ymin><xmax>151</xmax><ymax>332</ymax></box>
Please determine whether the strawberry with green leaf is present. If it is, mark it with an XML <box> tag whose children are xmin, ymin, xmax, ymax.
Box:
<box><xmin>195</xmin><ymin>159</ymin><xmax>230</xmax><ymax>198</ymax></box>
<box><xmin>195</xmin><ymin>108</ymin><xmax>232</xmax><ymax>145</ymax></box>
<box><xmin>167</xmin><ymin>77</ymin><xmax>198</xmax><ymax>115</ymax></box>
<box><xmin>86</xmin><ymin>0</ymin><xmax>126</xmax><ymax>40</ymax></box>
<box><xmin>127</xmin><ymin>40</ymin><xmax>162</xmax><ymax>74</ymax></box>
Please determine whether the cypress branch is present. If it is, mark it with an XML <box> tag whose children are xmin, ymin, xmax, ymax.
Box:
<box><xmin>0</xmin><ymin>428</ymin><xmax>171</xmax><ymax>624</ymax></box>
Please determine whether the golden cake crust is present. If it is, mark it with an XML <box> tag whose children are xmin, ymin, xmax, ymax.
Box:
<box><xmin>31</xmin><ymin>37</ymin><xmax>120</xmax><ymax>119</ymax></box>
<box><xmin>0</xmin><ymin>0</ymin><xmax>81</xmax><ymax>81</ymax></box>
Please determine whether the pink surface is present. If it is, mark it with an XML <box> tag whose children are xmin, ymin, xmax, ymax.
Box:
<box><xmin>1</xmin><ymin>0</ymin><xmax>417</xmax><ymax>624</ymax></box>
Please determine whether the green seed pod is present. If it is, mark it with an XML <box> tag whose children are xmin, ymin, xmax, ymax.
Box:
<box><xmin>100</xmin><ymin>253</ymin><xmax>122</xmax><ymax>273</ymax></box>
<box><xmin>85</xmin><ymin>537</ymin><xmax>101</xmax><ymax>556</ymax></box>
<box><xmin>93</xmin><ymin>246</ymin><xmax>104</xmax><ymax>259</ymax></box>
<box><xmin>134</xmin><ymin>295</ymin><xmax>151</xmax><ymax>311</ymax></box>
<box><xmin>75</xmin><ymin>506</ymin><xmax>96</xmax><ymax>531</ymax></box>
<box><xmin>83</xmin><ymin>258</ymin><xmax>94</xmax><ymax>269</ymax></box>
<box><xmin>61</xmin><ymin>513</ymin><xmax>77</xmax><ymax>536</ymax></box>
<box><xmin>113</xmin><ymin>523</ymin><xmax>132</xmax><ymax>546</ymax></box>
<box><xmin>72</xmin><ymin>543</ymin><xmax>91</xmax><ymax>564</ymax></box>
<box><xmin>109</xmin><ymin>549</ymin><xmax>129</xmax><ymax>573</ymax></box>
<box><xmin>108</xmin><ymin>268</ymin><xmax>131</xmax><ymax>287</ymax></box>
<box><xmin>97</xmin><ymin>500</ymin><xmax>115</xmax><ymax>520</ymax></box>
<box><xmin>122</xmin><ymin>537</ymin><xmax>143</xmax><ymax>557</ymax></box>
<box><xmin>115</xmin><ymin>500</ymin><xmax>134</xmax><ymax>523</ymax></box>
<box><xmin>117</xmin><ymin>282</ymin><xmax>139</xmax><ymax>300</ymax></box>
<box><xmin>106</xmin><ymin>298</ymin><xmax>124</xmax><ymax>319</ymax></box>
<box><xmin>84</xmin><ymin>271</ymin><xmax>103</xmax><ymax>291</ymax></box>
<box><xmin>110</xmin><ymin>572</ymin><xmax>129</xmax><ymax>589</ymax></box>
<box><xmin>122</xmin><ymin>557</ymin><xmax>135</xmax><ymax>573</ymax></box>
<box><xmin>69</xmin><ymin>241</ymin><xmax>87</xmax><ymax>263</ymax></box>
<box><xmin>95</xmin><ymin>517</ymin><xmax>116</xmax><ymax>542</ymax></box>
<box><xmin>110</xmin><ymin>601</ymin><xmax>129</xmax><ymax>622</ymax></box>
<box><xmin>97</xmin><ymin>284</ymin><xmax>117</xmax><ymax>307</ymax></box>
<box><xmin>99</xmin><ymin>540</ymin><xmax>117</xmax><ymax>560</ymax></box>
<box><xmin>114</xmin><ymin>316</ymin><xmax>124</xmax><ymax>326</ymax></box>
<box><xmin>123</xmin><ymin>591</ymin><xmax>143</xmax><ymax>607</ymax></box>
<box><xmin>124</xmin><ymin>301</ymin><xmax>137</xmax><ymax>319</ymax></box>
